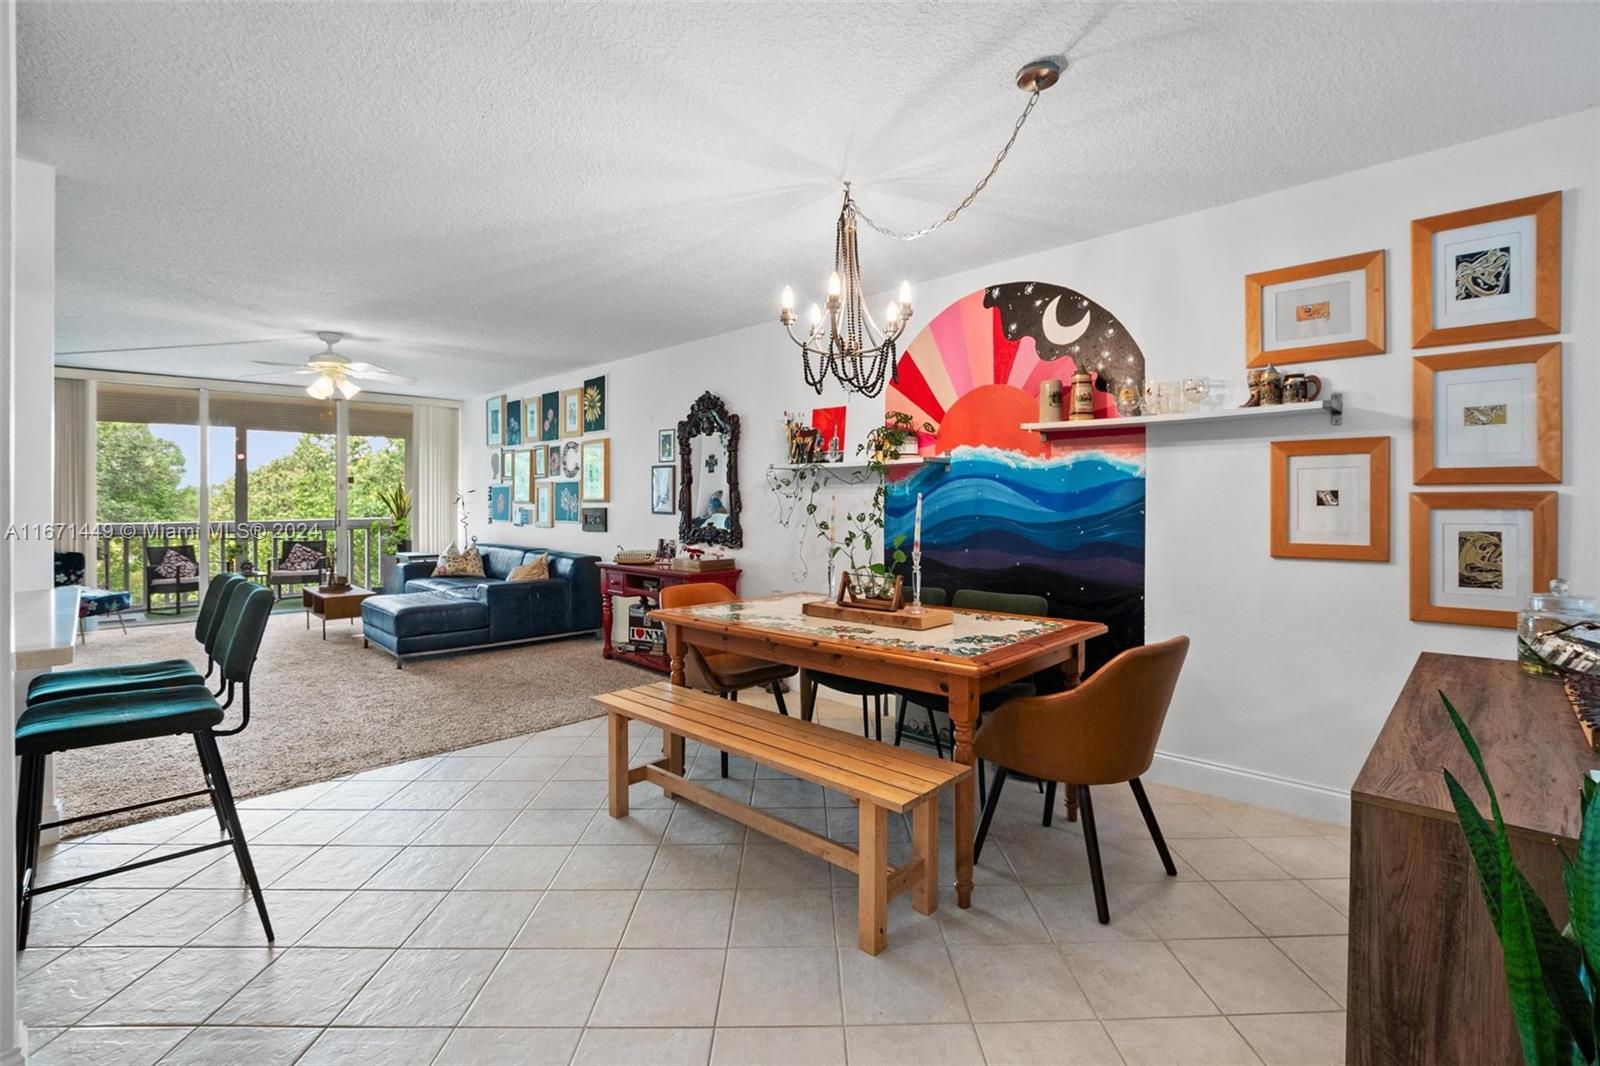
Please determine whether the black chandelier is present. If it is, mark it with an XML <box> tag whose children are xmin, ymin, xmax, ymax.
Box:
<box><xmin>777</xmin><ymin>57</ymin><xmax>1062</xmax><ymax>399</ymax></box>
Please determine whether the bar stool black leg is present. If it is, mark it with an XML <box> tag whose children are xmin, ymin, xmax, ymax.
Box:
<box><xmin>978</xmin><ymin>759</ymin><xmax>987</xmax><ymax>808</ymax></box>
<box><xmin>1130</xmin><ymin>777</ymin><xmax>1178</xmax><ymax>876</ymax></box>
<box><xmin>1079</xmin><ymin>785</ymin><xmax>1110</xmax><ymax>924</ymax></box>
<box><xmin>973</xmin><ymin>766</ymin><xmax>1008</xmax><ymax>863</ymax></box>
<box><xmin>873</xmin><ymin>695</ymin><xmax>883</xmax><ymax>742</ymax></box>
<box><xmin>196</xmin><ymin>731</ymin><xmax>273</xmax><ymax>941</ymax></box>
<box><xmin>860</xmin><ymin>696</ymin><xmax>870</xmax><ymax>738</ymax></box>
<box><xmin>195</xmin><ymin>734</ymin><xmax>229</xmax><ymax>835</ymax></box>
<box><xmin>925</xmin><ymin>706</ymin><xmax>944</xmax><ymax>759</ymax></box>
<box><xmin>16</xmin><ymin>753</ymin><xmax>46</xmax><ymax>949</ymax></box>
<box><xmin>770</xmin><ymin>682</ymin><xmax>789</xmax><ymax>716</ymax></box>
<box><xmin>1043</xmin><ymin>781</ymin><xmax>1057</xmax><ymax>827</ymax></box>
<box><xmin>893</xmin><ymin>695</ymin><xmax>907</xmax><ymax>746</ymax></box>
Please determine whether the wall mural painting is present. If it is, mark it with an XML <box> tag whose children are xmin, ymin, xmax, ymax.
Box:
<box><xmin>885</xmin><ymin>283</ymin><xmax>1147</xmax><ymax>674</ymax></box>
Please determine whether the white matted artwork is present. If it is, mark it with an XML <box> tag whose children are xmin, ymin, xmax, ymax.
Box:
<box><xmin>1246</xmin><ymin>250</ymin><xmax>1384</xmax><ymax>367</ymax></box>
<box><xmin>1409</xmin><ymin>491</ymin><xmax>1556</xmax><ymax>628</ymax></box>
<box><xmin>1270</xmin><ymin>437</ymin><xmax>1389</xmax><ymax>561</ymax></box>
<box><xmin>1413</xmin><ymin>343</ymin><xmax>1561</xmax><ymax>484</ymax></box>
<box><xmin>1411</xmin><ymin>192</ymin><xmax>1560</xmax><ymax>347</ymax></box>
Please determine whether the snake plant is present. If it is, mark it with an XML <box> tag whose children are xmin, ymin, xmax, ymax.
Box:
<box><xmin>1443</xmin><ymin>692</ymin><xmax>1600</xmax><ymax>1065</ymax></box>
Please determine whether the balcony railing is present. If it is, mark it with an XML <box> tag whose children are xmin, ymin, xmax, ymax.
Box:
<box><xmin>93</xmin><ymin>518</ymin><xmax>395</xmax><ymax>611</ymax></box>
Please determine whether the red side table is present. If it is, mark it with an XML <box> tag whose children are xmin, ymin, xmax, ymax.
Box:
<box><xmin>598</xmin><ymin>562</ymin><xmax>741</xmax><ymax>673</ymax></box>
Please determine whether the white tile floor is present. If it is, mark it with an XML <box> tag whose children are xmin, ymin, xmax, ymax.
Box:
<box><xmin>19</xmin><ymin>694</ymin><xmax>1349</xmax><ymax>1065</ymax></box>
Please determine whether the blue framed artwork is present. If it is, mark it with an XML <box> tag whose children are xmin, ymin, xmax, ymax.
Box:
<box><xmin>489</xmin><ymin>483</ymin><xmax>512</xmax><ymax>523</ymax></box>
<box><xmin>505</xmin><ymin>398</ymin><xmax>523</xmax><ymax>447</ymax></box>
<box><xmin>554</xmin><ymin>482</ymin><xmax>581</xmax><ymax>524</ymax></box>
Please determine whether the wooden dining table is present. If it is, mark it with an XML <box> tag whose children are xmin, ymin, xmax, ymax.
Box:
<box><xmin>651</xmin><ymin>592</ymin><xmax>1107</xmax><ymax>908</ymax></box>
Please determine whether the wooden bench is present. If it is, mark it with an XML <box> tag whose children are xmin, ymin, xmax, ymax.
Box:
<box><xmin>596</xmin><ymin>681</ymin><xmax>970</xmax><ymax>955</ymax></box>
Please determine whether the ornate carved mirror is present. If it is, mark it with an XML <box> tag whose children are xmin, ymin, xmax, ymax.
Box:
<box><xmin>678</xmin><ymin>391</ymin><xmax>741</xmax><ymax>548</ymax></box>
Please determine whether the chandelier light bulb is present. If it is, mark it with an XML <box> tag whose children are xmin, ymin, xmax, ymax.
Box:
<box><xmin>886</xmin><ymin>302</ymin><xmax>900</xmax><ymax>328</ymax></box>
<box><xmin>898</xmin><ymin>280</ymin><xmax>912</xmax><ymax>309</ymax></box>
<box><xmin>809</xmin><ymin>303</ymin><xmax>823</xmax><ymax>328</ymax></box>
<box><xmin>826</xmin><ymin>271</ymin><xmax>842</xmax><ymax>306</ymax></box>
<box><xmin>780</xmin><ymin>285</ymin><xmax>794</xmax><ymax>313</ymax></box>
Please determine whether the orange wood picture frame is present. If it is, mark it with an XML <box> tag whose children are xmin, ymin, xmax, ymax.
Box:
<box><xmin>1408</xmin><ymin>491</ymin><xmax>1557</xmax><ymax>628</ymax></box>
<box><xmin>1411</xmin><ymin>191</ymin><xmax>1561</xmax><ymax>348</ymax></box>
<box><xmin>1412</xmin><ymin>343</ymin><xmax>1562</xmax><ymax>485</ymax></box>
<box><xmin>1245</xmin><ymin>249</ymin><xmax>1385</xmax><ymax>368</ymax></box>
<box><xmin>1270</xmin><ymin>436</ymin><xmax>1390</xmax><ymax>561</ymax></box>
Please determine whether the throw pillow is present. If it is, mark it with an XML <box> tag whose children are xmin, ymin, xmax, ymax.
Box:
<box><xmin>507</xmin><ymin>554</ymin><xmax>550</xmax><ymax>582</ymax></box>
<box><xmin>154</xmin><ymin>549</ymin><xmax>197</xmax><ymax>579</ymax></box>
<box><xmin>281</xmin><ymin>542</ymin><xmax>325</xmax><ymax>572</ymax></box>
<box><xmin>433</xmin><ymin>542</ymin><xmax>486</xmax><ymax>577</ymax></box>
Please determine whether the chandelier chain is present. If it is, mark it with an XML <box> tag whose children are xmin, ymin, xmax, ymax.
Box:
<box><xmin>851</xmin><ymin>88</ymin><xmax>1044</xmax><ymax>243</ymax></box>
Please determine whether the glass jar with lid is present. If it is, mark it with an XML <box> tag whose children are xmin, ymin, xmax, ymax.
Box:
<box><xmin>1518</xmin><ymin>578</ymin><xmax>1600</xmax><ymax>678</ymax></box>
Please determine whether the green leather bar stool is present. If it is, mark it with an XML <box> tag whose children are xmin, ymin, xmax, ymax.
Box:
<box><xmin>26</xmin><ymin>573</ymin><xmax>246</xmax><ymax>707</ymax></box>
<box><xmin>15</xmin><ymin>583</ymin><xmax>276</xmax><ymax>948</ymax></box>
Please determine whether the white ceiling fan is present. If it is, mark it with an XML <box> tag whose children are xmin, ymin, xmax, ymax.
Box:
<box><xmin>243</xmin><ymin>331</ymin><xmax>416</xmax><ymax>399</ymax></box>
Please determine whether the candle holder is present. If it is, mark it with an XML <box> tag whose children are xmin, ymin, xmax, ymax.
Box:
<box><xmin>907</xmin><ymin>549</ymin><xmax>925</xmax><ymax>615</ymax></box>
<box><xmin>825</xmin><ymin>554</ymin><xmax>836</xmax><ymax>599</ymax></box>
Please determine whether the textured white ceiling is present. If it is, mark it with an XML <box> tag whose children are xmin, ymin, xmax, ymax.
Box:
<box><xmin>19</xmin><ymin>1</ymin><xmax>1599</xmax><ymax>399</ymax></box>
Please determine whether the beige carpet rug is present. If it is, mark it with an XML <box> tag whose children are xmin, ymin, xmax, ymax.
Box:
<box><xmin>54</xmin><ymin>613</ymin><xmax>651</xmax><ymax>836</ymax></box>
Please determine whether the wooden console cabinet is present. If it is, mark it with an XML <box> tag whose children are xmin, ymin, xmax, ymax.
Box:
<box><xmin>597</xmin><ymin>562</ymin><xmax>740</xmax><ymax>673</ymax></box>
<box><xmin>1349</xmin><ymin>652</ymin><xmax>1596</xmax><ymax>1065</ymax></box>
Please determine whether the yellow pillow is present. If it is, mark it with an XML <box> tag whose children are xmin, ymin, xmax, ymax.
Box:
<box><xmin>508</xmin><ymin>554</ymin><xmax>550</xmax><ymax>582</ymax></box>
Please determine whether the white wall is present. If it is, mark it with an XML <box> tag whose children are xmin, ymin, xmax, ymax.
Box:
<box><xmin>463</xmin><ymin>109</ymin><xmax>1599</xmax><ymax>822</ymax></box>
<box><xmin>13</xmin><ymin>157</ymin><xmax>53</xmax><ymax>590</ymax></box>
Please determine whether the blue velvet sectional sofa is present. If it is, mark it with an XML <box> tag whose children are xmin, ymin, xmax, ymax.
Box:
<box><xmin>361</xmin><ymin>543</ymin><xmax>602</xmax><ymax>667</ymax></box>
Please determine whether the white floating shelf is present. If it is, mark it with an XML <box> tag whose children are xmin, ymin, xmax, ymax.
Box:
<box><xmin>768</xmin><ymin>456</ymin><xmax>951</xmax><ymax>472</ymax></box>
<box><xmin>1023</xmin><ymin>394</ymin><xmax>1343</xmax><ymax>434</ymax></box>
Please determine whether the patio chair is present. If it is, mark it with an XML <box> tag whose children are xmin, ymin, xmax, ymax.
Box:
<box><xmin>267</xmin><ymin>538</ymin><xmax>328</xmax><ymax>600</ymax></box>
<box><xmin>143</xmin><ymin>543</ymin><xmax>201</xmax><ymax>614</ymax></box>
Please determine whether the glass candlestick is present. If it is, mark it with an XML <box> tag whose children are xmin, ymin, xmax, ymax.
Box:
<box><xmin>907</xmin><ymin>550</ymin><xmax>924</xmax><ymax>615</ymax></box>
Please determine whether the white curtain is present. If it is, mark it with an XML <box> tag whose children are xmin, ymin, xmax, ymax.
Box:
<box><xmin>411</xmin><ymin>404</ymin><xmax>458</xmax><ymax>552</ymax></box>
<box><xmin>53</xmin><ymin>378</ymin><xmax>96</xmax><ymax>562</ymax></box>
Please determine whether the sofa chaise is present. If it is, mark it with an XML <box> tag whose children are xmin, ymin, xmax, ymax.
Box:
<box><xmin>361</xmin><ymin>543</ymin><xmax>602</xmax><ymax>667</ymax></box>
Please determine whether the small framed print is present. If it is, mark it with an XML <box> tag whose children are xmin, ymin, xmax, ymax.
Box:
<box><xmin>1409</xmin><ymin>491</ymin><xmax>1557</xmax><ymax>628</ymax></box>
<box><xmin>1246</xmin><ymin>250</ymin><xmax>1384</xmax><ymax>368</ymax></box>
<box><xmin>582</xmin><ymin>376</ymin><xmax>607</xmax><ymax>433</ymax></box>
<box><xmin>511</xmin><ymin>449</ymin><xmax>532</xmax><ymax>504</ymax></box>
<box><xmin>539</xmin><ymin>391</ymin><xmax>560</xmax><ymax>442</ymax></box>
<box><xmin>533</xmin><ymin>443</ymin><xmax>548</xmax><ymax>479</ymax></box>
<box><xmin>1413</xmin><ymin>343</ymin><xmax>1561</xmax><ymax>484</ymax></box>
<box><xmin>559</xmin><ymin>439</ymin><xmax>581</xmax><ymax>478</ymax></box>
<box><xmin>658</xmin><ymin>428</ymin><xmax>675</xmax><ymax>463</ymax></box>
<box><xmin>581</xmin><ymin>438</ymin><xmax>610</xmax><ymax>502</ymax></box>
<box><xmin>581</xmin><ymin>507</ymin><xmax>608</xmax><ymax>533</ymax></box>
<box><xmin>650</xmin><ymin>464</ymin><xmax>676</xmax><ymax>515</ymax></box>
<box><xmin>504</xmin><ymin>398</ymin><xmax>523</xmax><ymax>447</ymax></box>
<box><xmin>1270</xmin><ymin>437</ymin><xmax>1390</xmax><ymax>561</ymax></box>
<box><xmin>554</xmin><ymin>481</ymin><xmax>581</xmax><ymax>524</ymax></box>
<box><xmin>534</xmin><ymin>482</ymin><xmax>554</xmax><ymax>528</ymax></box>
<box><xmin>485</xmin><ymin>395</ymin><xmax>505</xmax><ymax>446</ymax></box>
<box><xmin>560</xmin><ymin>388</ymin><xmax>583</xmax><ymax>438</ymax></box>
<box><xmin>513</xmin><ymin>505</ymin><xmax>531</xmax><ymax>527</ymax></box>
<box><xmin>1411</xmin><ymin>191</ymin><xmax>1561</xmax><ymax>348</ymax></box>
<box><xmin>488</xmin><ymin>483</ymin><xmax>512</xmax><ymax>523</ymax></box>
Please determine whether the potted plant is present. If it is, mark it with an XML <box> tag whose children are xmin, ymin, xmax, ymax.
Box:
<box><xmin>1443</xmin><ymin>693</ymin><xmax>1600</xmax><ymax>1064</ymax></box>
<box><xmin>376</xmin><ymin>482</ymin><xmax>414</xmax><ymax>594</ymax></box>
<box><xmin>815</xmin><ymin>419</ymin><xmax>913</xmax><ymax>603</ymax></box>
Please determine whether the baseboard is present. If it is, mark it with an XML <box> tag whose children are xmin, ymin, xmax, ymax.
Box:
<box><xmin>1145</xmin><ymin>749</ymin><xmax>1351</xmax><ymax>826</ymax></box>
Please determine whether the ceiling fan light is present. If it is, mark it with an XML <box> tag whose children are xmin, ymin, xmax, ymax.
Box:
<box><xmin>306</xmin><ymin>374</ymin><xmax>336</xmax><ymax>400</ymax></box>
<box><xmin>336</xmin><ymin>377</ymin><xmax>362</xmax><ymax>400</ymax></box>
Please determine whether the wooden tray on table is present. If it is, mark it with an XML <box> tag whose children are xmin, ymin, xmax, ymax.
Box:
<box><xmin>801</xmin><ymin>574</ymin><xmax>954</xmax><ymax>630</ymax></box>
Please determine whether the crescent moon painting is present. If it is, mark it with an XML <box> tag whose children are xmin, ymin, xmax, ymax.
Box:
<box><xmin>882</xmin><ymin>282</ymin><xmax>1148</xmax><ymax>675</ymax></box>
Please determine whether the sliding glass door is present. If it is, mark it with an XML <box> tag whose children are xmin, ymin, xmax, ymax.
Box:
<box><xmin>90</xmin><ymin>380</ymin><xmax>412</xmax><ymax>619</ymax></box>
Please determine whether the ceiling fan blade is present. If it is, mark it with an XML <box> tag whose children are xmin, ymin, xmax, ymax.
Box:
<box><xmin>251</xmin><ymin>359</ymin><xmax>314</xmax><ymax>368</ymax></box>
<box><xmin>349</xmin><ymin>369</ymin><xmax>418</xmax><ymax>386</ymax></box>
<box><xmin>237</xmin><ymin>368</ymin><xmax>317</xmax><ymax>379</ymax></box>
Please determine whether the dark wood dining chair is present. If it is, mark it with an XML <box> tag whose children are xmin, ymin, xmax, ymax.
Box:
<box><xmin>659</xmin><ymin>582</ymin><xmax>796</xmax><ymax>777</ymax></box>
<box><xmin>811</xmin><ymin>587</ymin><xmax>947</xmax><ymax>743</ymax></box>
<box><xmin>972</xmin><ymin>635</ymin><xmax>1190</xmax><ymax>924</ymax></box>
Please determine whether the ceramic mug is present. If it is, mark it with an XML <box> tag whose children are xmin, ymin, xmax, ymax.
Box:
<box><xmin>1282</xmin><ymin>373</ymin><xmax>1323</xmax><ymax>404</ymax></box>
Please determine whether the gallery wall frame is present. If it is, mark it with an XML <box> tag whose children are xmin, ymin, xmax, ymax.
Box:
<box><xmin>1411</xmin><ymin>191</ymin><xmax>1561</xmax><ymax>348</ymax></box>
<box><xmin>534</xmin><ymin>482</ymin><xmax>554</xmax><ymax>528</ymax></box>
<box><xmin>1409</xmin><ymin>490</ymin><xmax>1557</xmax><ymax>628</ymax></box>
<box><xmin>581</xmin><ymin>438</ymin><xmax>610</xmax><ymax>502</ymax></box>
<box><xmin>650</xmin><ymin>464</ymin><xmax>676</xmax><ymax>515</ymax></box>
<box><xmin>1412</xmin><ymin>342</ymin><xmax>1561</xmax><ymax>485</ymax></box>
<box><xmin>1246</xmin><ymin>250</ymin><xmax>1385</xmax><ymax>367</ymax></box>
<box><xmin>511</xmin><ymin>449</ymin><xmax>532</xmax><ymax>504</ymax></box>
<box><xmin>485</xmin><ymin>394</ymin><xmax>505</xmax><ymax>447</ymax></box>
<box><xmin>560</xmin><ymin>388</ymin><xmax>583</xmax><ymax>438</ymax></box>
<box><xmin>1270</xmin><ymin>436</ymin><xmax>1390</xmax><ymax>561</ymax></box>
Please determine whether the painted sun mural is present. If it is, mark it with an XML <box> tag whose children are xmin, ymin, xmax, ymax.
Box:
<box><xmin>884</xmin><ymin>282</ymin><xmax>1147</xmax><ymax>671</ymax></box>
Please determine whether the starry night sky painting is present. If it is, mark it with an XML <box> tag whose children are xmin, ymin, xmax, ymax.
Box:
<box><xmin>884</xmin><ymin>284</ymin><xmax>1146</xmax><ymax>671</ymax></box>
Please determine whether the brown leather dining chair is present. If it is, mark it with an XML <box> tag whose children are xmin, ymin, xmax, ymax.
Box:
<box><xmin>972</xmin><ymin>635</ymin><xmax>1190</xmax><ymax>924</ymax></box>
<box><xmin>658</xmin><ymin>582</ymin><xmax>797</xmax><ymax>777</ymax></box>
